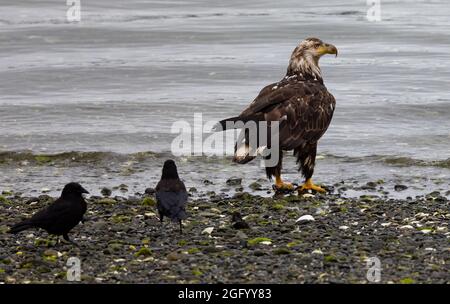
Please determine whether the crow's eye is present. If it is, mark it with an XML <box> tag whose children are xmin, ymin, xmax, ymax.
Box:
<box><xmin>314</xmin><ymin>44</ymin><xmax>321</xmax><ymax>48</ymax></box>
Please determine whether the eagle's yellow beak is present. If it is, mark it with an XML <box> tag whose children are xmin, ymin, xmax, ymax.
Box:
<box><xmin>317</xmin><ymin>43</ymin><xmax>338</xmax><ymax>57</ymax></box>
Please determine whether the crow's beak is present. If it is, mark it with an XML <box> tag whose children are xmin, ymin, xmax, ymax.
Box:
<box><xmin>81</xmin><ymin>187</ymin><xmax>90</xmax><ymax>194</ymax></box>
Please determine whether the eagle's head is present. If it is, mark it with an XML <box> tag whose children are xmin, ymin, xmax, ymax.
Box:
<box><xmin>287</xmin><ymin>37</ymin><xmax>338</xmax><ymax>80</ymax></box>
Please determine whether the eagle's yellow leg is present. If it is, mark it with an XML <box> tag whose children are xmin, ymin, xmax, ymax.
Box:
<box><xmin>299</xmin><ymin>178</ymin><xmax>326</xmax><ymax>193</ymax></box>
<box><xmin>274</xmin><ymin>175</ymin><xmax>294</xmax><ymax>190</ymax></box>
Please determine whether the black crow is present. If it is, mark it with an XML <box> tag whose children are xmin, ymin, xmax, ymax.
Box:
<box><xmin>9</xmin><ymin>182</ymin><xmax>89</xmax><ymax>245</ymax></box>
<box><xmin>155</xmin><ymin>160</ymin><xmax>188</xmax><ymax>234</ymax></box>
<box><xmin>231</xmin><ymin>212</ymin><xmax>250</xmax><ymax>229</ymax></box>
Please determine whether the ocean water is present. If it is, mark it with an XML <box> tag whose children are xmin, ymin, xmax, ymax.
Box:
<box><xmin>0</xmin><ymin>0</ymin><xmax>449</xmax><ymax>197</ymax></box>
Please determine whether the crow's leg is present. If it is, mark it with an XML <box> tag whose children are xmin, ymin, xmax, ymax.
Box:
<box><xmin>63</xmin><ymin>233</ymin><xmax>79</xmax><ymax>247</ymax></box>
<box><xmin>179</xmin><ymin>220</ymin><xmax>183</xmax><ymax>235</ymax></box>
<box><xmin>159</xmin><ymin>216</ymin><xmax>164</xmax><ymax>234</ymax></box>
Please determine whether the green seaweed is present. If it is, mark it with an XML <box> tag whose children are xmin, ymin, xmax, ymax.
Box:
<box><xmin>247</xmin><ymin>237</ymin><xmax>272</xmax><ymax>246</ymax></box>
<box><xmin>134</xmin><ymin>247</ymin><xmax>152</xmax><ymax>258</ymax></box>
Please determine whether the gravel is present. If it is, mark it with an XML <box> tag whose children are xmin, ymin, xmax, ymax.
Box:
<box><xmin>0</xmin><ymin>187</ymin><xmax>449</xmax><ymax>284</ymax></box>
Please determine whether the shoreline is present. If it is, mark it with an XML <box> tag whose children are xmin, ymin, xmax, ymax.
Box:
<box><xmin>0</xmin><ymin>190</ymin><xmax>448</xmax><ymax>283</ymax></box>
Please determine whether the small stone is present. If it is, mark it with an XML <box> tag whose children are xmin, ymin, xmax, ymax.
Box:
<box><xmin>365</xmin><ymin>182</ymin><xmax>377</xmax><ymax>189</ymax></box>
<box><xmin>394</xmin><ymin>185</ymin><xmax>408</xmax><ymax>191</ymax></box>
<box><xmin>226</xmin><ymin>177</ymin><xmax>242</xmax><ymax>186</ymax></box>
<box><xmin>96</xmin><ymin>198</ymin><xmax>116</xmax><ymax>205</ymax></box>
<box><xmin>339</xmin><ymin>225</ymin><xmax>349</xmax><ymax>230</ymax></box>
<box><xmin>236</xmin><ymin>231</ymin><xmax>248</xmax><ymax>240</ymax></box>
<box><xmin>167</xmin><ymin>252</ymin><xmax>181</xmax><ymax>261</ymax></box>
<box><xmin>92</xmin><ymin>220</ymin><xmax>107</xmax><ymax>230</ymax></box>
<box><xmin>427</xmin><ymin>191</ymin><xmax>440</xmax><ymax>198</ymax></box>
<box><xmin>415</xmin><ymin>212</ymin><xmax>429</xmax><ymax>219</ymax></box>
<box><xmin>100</xmin><ymin>187</ymin><xmax>112</xmax><ymax>197</ymax></box>
<box><xmin>202</xmin><ymin>227</ymin><xmax>214</xmax><ymax>235</ymax></box>
<box><xmin>296</xmin><ymin>215</ymin><xmax>315</xmax><ymax>224</ymax></box>
<box><xmin>399</xmin><ymin>225</ymin><xmax>414</xmax><ymax>229</ymax></box>
<box><xmin>254</xmin><ymin>250</ymin><xmax>266</xmax><ymax>257</ymax></box>
<box><xmin>249</xmin><ymin>182</ymin><xmax>262</xmax><ymax>191</ymax></box>
<box><xmin>43</xmin><ymin>249</ymin><xmax>59</xmax><ymax>257</ymax></box>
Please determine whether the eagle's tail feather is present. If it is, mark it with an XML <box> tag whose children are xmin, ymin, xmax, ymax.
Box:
<box><xmin>213</xmin><ymin>116</ymin><xmax>261</xmax><ymax>132</ymax></box>
<box><xmin>213</xmin><ymin>116</ymin><xmax>242</xmax><ymax>132</ymax></box>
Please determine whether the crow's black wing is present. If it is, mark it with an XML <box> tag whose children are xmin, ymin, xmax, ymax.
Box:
<box><xmin>156</xmin><ymin>190</ymin><xmax>188</xmax><ymax>222</ymax></box>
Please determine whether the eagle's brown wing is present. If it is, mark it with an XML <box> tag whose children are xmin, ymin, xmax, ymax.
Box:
<box><xmin>238</xmin><ymin>77</ymin><xmax>336</xmax><ymax>150</ymax></box>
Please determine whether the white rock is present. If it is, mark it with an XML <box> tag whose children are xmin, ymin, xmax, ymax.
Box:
<box><xmin>312</xmin><ymin>249</ymin><xmax>323</xmax><ymax>255</ymax></box>
<box><xmin>339</xmin><ymin>225</ymin><xmax>349</xmax><ymax>230</ymax></box>
<box><xmin>381</xmin><ymin>222</ymin><xmax>391</xmax><ymax>227</ymax></box>
<box><xmin>41</xmin><ymin>188</ymin><xmax>51</xmax><ymax>193</ymax></box>
<box><xmin>415</xmin><ymin>212</ymin><xmax>429</xmax><ymax>218</ymax></box>
<box><xmin>296</xmin><ymin>215</ymin><xmax>315</xmax><ymax>223</ymax></box>
<box><xmin>424</xmin><ymin>247</ymin><xmax>436</xmax><ymax>251</ymax></box>
<box><xmin>421</xmin><ymin>229</ymin><xmax>432</xmax><ymax>234</ymax></box>
<box><xmin>302</xmin><ymin>194</ymin><xmax>315</xmax><ymax>198</ymax></box>
<box><xmin>202</xmin><ymin>227</ymin><xmax>214</xmax><ymax>235</ymax></box>
<box><xmin>399</xmin><ymin>225</ymin><xmax>414</xmax><ymax>229</ymax></box>
<box><xmin>260</xmin><ymin>241</ymin><xmax>272</xmax><ymax>245</ymax></box>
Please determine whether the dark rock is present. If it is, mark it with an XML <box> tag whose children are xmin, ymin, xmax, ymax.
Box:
<box><xmin>226</xmin><ymin>177</ymin><xmax>242</xmax><ymax>186</ymax></box>
<box><xmin>249</xmin><ymin>182</ymin><xmax>262</xmax><ymax>191</ymax></box>
<box><xmin>101</xmin><ymin>187</ymin><xmax>112</xmax><ymax>197</ymax></box>
<box><xmin>427</xmin><ymin>191</ymin><xmax>440</xmax><ymax>198</ymax></box>
<box><xmin>394</xmin><ymin>185</ymin><xmax>408</xmax><ymax>191</ymax></box>
<box><xmin>231</xmin><ymin>212</ymin><xmax>250</xmax><ymax>230</ymax></box>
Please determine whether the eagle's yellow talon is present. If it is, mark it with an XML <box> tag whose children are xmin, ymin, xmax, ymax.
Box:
<box><xmin>298</xmin><ymin>179</ymin><xmax>326</xmax><ymax>193</ymax></box>
<box><xmin>274</xmin><ymin>176</ymin><xmax>294</xmax><ymax>191</ymax></box>
<box><xmin>274</xmin><ymin>182</ymin><xmax>295</xmax><ymax>190</ymax></box>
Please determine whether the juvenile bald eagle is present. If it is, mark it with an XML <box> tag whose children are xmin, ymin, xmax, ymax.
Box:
<box><xmin>215</xmin><ymin>38</ymin><xmax>338</xmax><ymax>193</ymax></box>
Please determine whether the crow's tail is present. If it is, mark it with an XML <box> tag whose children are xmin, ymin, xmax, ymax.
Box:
<box><xmin>9</xmin><ymin>221</ymin><xmax>34</xmax><ymax>234</ymax></box>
